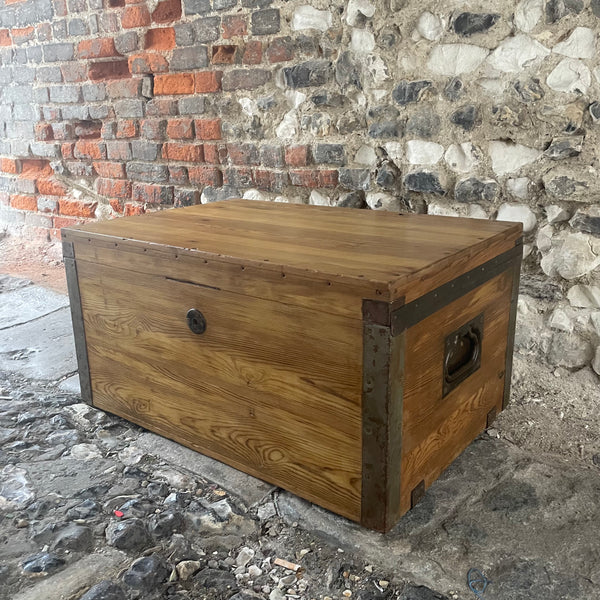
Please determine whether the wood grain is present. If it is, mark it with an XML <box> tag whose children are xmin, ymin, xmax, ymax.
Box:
<box><xmin>398</xmin><ymin>269</ymin><xmax>513</xmax><ymax>515</ymax></box>
<box><xmin>62</xmin><ymin>200</ymin><xmax>522</xmax><ymax>302</ymax></box>
<box><xmin>76</xmin><ymin>258</ymin><xmax>363</xmax><ymax>520</ymax></box>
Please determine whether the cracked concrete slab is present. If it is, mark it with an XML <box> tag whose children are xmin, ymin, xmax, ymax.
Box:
<box><xmin>278</xmin><ymin>437</ymin><xmax>600</xmax><ymax>599</ymax></box>
<box><xmin>0</xmin><ymin>307</ymin><xmax>77</xmax><ymax>381</ymax></box>
<box><xmin>0</xmin><ymin>283</ymin><xmax>69</xmax><ymax>329</ymax></box>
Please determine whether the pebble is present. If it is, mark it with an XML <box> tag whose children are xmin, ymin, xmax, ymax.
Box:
<box><xmin>21</xmin><ymin>552</ymin><xmax>65</xmax><ymax>573</ymax></box>
<box><xmin>236</xmin><ymin>547</ymin><xmax>255</xmax><ymax>567</ymax></box>
<box><xmin>79</xmin><ymin>580</ymin><xmax>127</xmax><ymax>600</ymax></box>
<box><xmin>52</xmin><ymin>524</ymin><xmax>94</xmax><ymax>552</ymax></box>
<box><xmin>105</xmin><ymin>518</ymin><xmax>152</xmax><ymax>551</ymax></box>
<box><xmin>123</xmin><ymin>554</ymin><xmax>171</xmax><ymax>590</ymax></box>
<box><xmin>176</xmin><ymin>560</ymin><xmax>202</xmax><ymax>581</ymax></box>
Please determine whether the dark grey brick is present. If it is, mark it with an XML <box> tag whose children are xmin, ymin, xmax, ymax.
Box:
<box><xmin>25</xmin><ymin>213</ymin><xmax>53</xmax><ymax>228</ymax></box>
<box><xmin>37</xmin><ymin>66</ymin><xmax>63</xmax><ymax>83</ymax></box>
<box><xmin>178</xmin><ymin>96</ymin><xmax>205</xmax><ymax>115</ymax></box>
<box><xmin>126</xmin><ymin>162</ymin><xmax>170</xmax><ymax>183</ymax></box>
<box><xmin>106</xmin><ymin>141</ymin><xmax>132</xmax><ymax>160</ymax></box>
<box><xmin>89</xmin><ymin>0</ymin><xmax>103</xmax><ymax>9</ymax></box>
<box><xmin>13</xmin><ymin>0</ymin><xmax>53</xmax><ymax>27</ymax></box>
<box><xmin>37</xmin><ymin>196</ymin><xmax>59</xmax><ymax>213</ymax></box>
<box><xmin>11</xmin><ymin>140</ymin><xmax>31</xmax><ymax>156</ymax></box>
<box><xmin>174</xmin><ymin>188</ymin><xmax>200</xmax><ymax>207</ymax></box>
<box><xmin>251</xmin><ymin>9</ymin><xmax>280</xmax><ymax>35</ymax></box>
<box><xmin>14</xmin><ymin>67</ymin><xmax>35</xmax><ymax>84</ymax></box>
<box><xmin>30</xmin><ymin>142</ymin><xmax>60</xmax><ymax>158</ymax></box>
<box><xmin>0</xmin><ymin>67</ymin><xmax>13</xmax><ymax>84</ymax></box>
<box><xmin>6</xmin><ymin>120</ymin><xmax>34</xmax><ymax>138</ymax></box>
<box><xmin>14</xmin><ymin>49</ymin><xmax>27</xmax><ymax>65</ymax></box>
<box><xmin>0</xmin><ymin>175</ymin><xmax>15</xmax><ymax>192</ymax></box>
<box><xmin>3</xmin><ymin>86</ymin><xmax>32</xmax><ymax>102</ymax></box>
<box><xmin>0</xmin><ymin>10</ymin><xmax>16</xmax><ymax>28</ymax></box>
<box><xmin>89</xmin><ymin>14</ymin><xmax>99</xmax><ymax>35</ymax></box>
<box><xmin>14</xmin><ymin>104</ymin><xmax>36</xmax><ymax>120</ymax></box>
<box><xmin>115</xmin><ymin>32</ymin><xmax>138</xmax><ymax>54</ymax></box>
<box><xmin>131</xmin><ymin>141</ymin><xmax>161</xmax><ymax>161</ymax></box>
<box><xmin>214</xmin><ymin>0</ymin><xmax>237</xmax><ymax>9</ymax></box>
<box><xmin>26</xmin><ymin>46</ymin><xmax>43</xmax><ymax>63</ymax></box>
<box><xmin>260</xmin><ymin>145</ymin><xmax>284</xmax><ymax>168</ymax></box>
<box><xmin>184</xmin><ymin>0</ymin><xmax>211</xmax><ymax>15</ymax></box>
<box><xmin>170</xmin><ymin>46</ymin><xmax>208</xmax><ymax>71</ymax></box>
<box><xmin>68</xmin><ymin>0</ymin><xmax>87</xmax><ymax>13</ymax></box>
<box><xmin>52</xmin><ymin>20</ymin><xmax>68</xmax><ymax>41</ymax></box>
<box><xmin>42</xmin><ymin>107</ymin><xmax>61</xmax><ymax>120</ymax></box>
<box><xmin>43</xmin><ymin>43</ymin><xmax>74</xmax><ymax>62</ymax></box>
<box><xmin>0</xmin><ymin>105</ymin><xmax>12</xmax><ymax>120</ymax></box>
<box><xmin>61</xmin><ymin>105</ymin><xmax>89</xmax><ymax>120</ymax></box>
<box><xmin>242</xmin><ymin>0</ymin><xmax>270</xmax><ymax>7</ymax></box>
<box><xmin>50</xmin><ymin>85</ymin><xmax>82</xmax><ymax>103</ymax></box>
<box><xmin>174</xmin><ymin>23</ymin><xmax>194</xmax><ymax>46</ymax></box>
<box><xmin>193</xmin><ymin>17</ymin><xmax>221</xmax><ymax>43</ymax></box>
<box><xmin>16</xmin><ymin>178</ymin><xmax>37</xmax><ymax>194</ymax></box>
<box><xmin>82</xmin><ymin>83</ymin><xmax>106</xmax><ymax>102</ymax></box>
<box><xmin>283</xmin><ymin>60</ymin><xmax>332</xmax><ymax>88</ymax></box>
<box><xmin>114</xmin><ymin>99</ymin><xmax>145</xmax><ymax>118</ymax></box>
<box><xmin>313</xmin><ymin>143</ymin><xmax>345</xmax><ymax>165</ymax></box>
<box><xmin>68</xmin><ymin>18</ymin><xmax>89</xmax><ymax>36</ymax></box>
<box><xmin>89</xmin><ymin>105</ymin><xmax>110</xmax><ymax>120</ymax></box>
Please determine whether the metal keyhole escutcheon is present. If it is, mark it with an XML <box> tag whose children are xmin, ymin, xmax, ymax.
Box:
<box><xmin>186</xmin><ymin>309</ymin><xmax>206</xmax><ymax>334</ymax></box>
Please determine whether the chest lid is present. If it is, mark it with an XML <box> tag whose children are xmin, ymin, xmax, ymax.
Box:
<box><xmin>62</xmin><ymin>199</ymin><xmax>522</xmax><ymax>304</ymax></box>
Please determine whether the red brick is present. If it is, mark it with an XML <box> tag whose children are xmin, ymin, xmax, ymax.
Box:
<box><xmin>78</xmin><ymin>38</ymin><xmax>119</xmax><ymax>59</ymax></box>
<box><xmin>124</xmin><ymin>203</ymin><xmax>145</xmax><ymax>216</ymax></box>
<box><xmin>195</xmin><ymin>118</ymin><xmax>221</xmax><ymax>141</ymax></box>
<box><xmin>162</xmin><ymin>143</ymin><xmax>204</xmax><ymax>162</ymax></box>
<box><xmin>116</xmin><ymin>120</ymin><xmax>138</xmax><ymax>138</ymax></box>
<box><xmin>37</xmin><ymin>178</ymin><xmax>68</xmax><ymax>196</ymax></box>
<box><xmin>74</xmin><ymin>141</ymin><xmax>107</xmax><ymax>160</ymax></box>
<box><xmin>266</xmin><ymin>36</ymin><xmax>293</xmax><ymax>63</ymax></box>
<box><xmin>167</xmin><ymin>118</ymin><xmax>194</xmax><ymax>139</ymax></box>
<box><xmin>88</xmin><ymin>60</ymin><xmax>130</xmax><ymax>81</ymax></box>
<box><xmin>152</xmin><ymin>0</ymin><xmax>181</xmax><ymax>23</ymax></box>
<box><xmin>0</xmin><ymin>158</ymin><xmax>20</xmax><ymax>174</ymax></box>
<box><xmin>195</xmin><ymin>71</ymin><xmax>222</xmax><ymax>93</ymax></box>
<box><xmin>212</xmin><ymin>45</ymin><xmax>237</xmax><ymax>65</ymax></box>
<box><xmin>121</xmin><ymin>4</ymin><xmax>151</xmax><ymax>28</ymax></box>
<box><xmin>11</xmin><ymin>26</ymin><xmax>34</xmax><ymax>45</ymax></box>
<box><xmin>204</xmin><ymin>143</ymin><xmax>227</xmax><ymax>164</ymax></box>
<box><xmin>144</xmin><ymin>27</ymin><xmax>175</xmax><ymax>50</ymax></box>
<box><xmin>154</xmin><ymin>72</ymin><xmax>194</xmax><ymax>95</ymax></box>
<box><xmin>227</xmin><ymin>142</ymin><xmax>258</xmax><ymax>166</ymax></box>
<box><xmin>319</xmin><ymin>169</ymin><xmax>338</xmax><ymax>188</ymax></box>
<box><xmin>93</xmin><ymin>161</ymin><xmax>126</xmax><ymax>178</ymax></box>
<box><xmin>145</xmin><ymin>98</ymin><xmax>177</xmax><ymax>116</ymax></box>
<box><xmin>20</xmin><ymin>160</ymin><xmax>52</xmax><ymax>178</ymax></box>
<box><xmin>128</xmin><ymin>52</ymin><xmax>169</xmax><ymax>74</ymax></box>
<box><xmin>289</xmin><ymin>170</ymin><xmax>319</xmax><ymax>188</ymax></box>
<box><xmin>141</xmin><ymin>119</ymin><xmax>166</xmax><ymax>140</ymax></box>
<box><xmin>242</xmin><ymin>41</ymin><xmax>262</xmax><ymax>65</ymax></box>
<box><xmin>96</xmin><ymin>177</ymin><xmax>132</xmax><ymax>198</ymax></box>
<box><xmin>222</xmin><ymin>15</ymin><xmax>247</xmax><ymax>39</ymax></box>
<box><xmin>10</xmin><ymin>194</ymin><xmax>37</xmax><ymax>211</ymax></box>
<box><xmin>0</xmin><ymin>30</ymin><xmax>11</xmax><ymax>46</ymax></box>
<box><xmin>188</xmin><ymin>166</ymin><xmax>223</xmax><ymax>187</ymax></box>
<box><xmin>74</xmin><ymin>122</ymin><xmax>102</xmax><ymax>140</ymax></box>
<box><xmin>285</xmin><ymin>145</ymin><xmax>309</xmax><ymax>167</ymax></box>
<box><xmin>53</xmin><ymin>0</ymin><xmax>67</xmax><ymax>16</ymax></box>
<box><xmin>169</xmin><ymin>166</ymin><xmax>188</xmax><ymax>184</ymax></box>
<box><xmin>253</xmin><ymin>168</ymin><xmax>286</xmax><ymax>191</ymax></box>
<box><xmin>52</xmin><ymin>123</ymin><xmax>75</xmax><ymax>140</ymax></box>
<box><xmin>132</xmin><ymin>183</ymin><xmax>174</xmax><ymax>204</ymax></box>
<box><xmin>106</xmin><ymin>78</ymin><xmax>142</xmax><ymax>98</ymax></box>
<box><xmin>61</xmin><ymin>143</ymin><xmax>75</xmax><ymax>160</ymax></box>
<box><xmin>53</xmin><ymin>216</ymin><xmax>86</xmax><ymax>231</ymax></box>
<box><xmin>58</xmin><ymin>199</ymin><xmax>98</xmax><ymax>218</ymax></box>
<box><xmin>6</xmin><ymin>0</ymin><xmax>27</xmax><ymax>4</ymax></box>
<box><xmin>109</xmin><ymin>198</ymin><xmax>124</xmax><ymax>213</ymax></box>
<box><xmin>62</xmin><ymin>63</ymin><xmax>88</xmax><ymax>83</ymax></box>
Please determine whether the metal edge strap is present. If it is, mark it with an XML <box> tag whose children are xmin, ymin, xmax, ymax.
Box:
<box><xmin>361</xmin><ymin>301</ymin><xmax>405</xmax><ymax>532</ymax></box>
<box><xmin>502</xmin><ymin>252</ymin><xmax>523</xmax><ymax>409</ymax></box>
<box><xmin>390</xmin><ymin>243</ymin><xmax>523</xmax><ymax>336</ymax></box>
<box><xmin>63</xmin><ymin>242</ymin><xmax>93</xmax><ymax>405</ymax></box>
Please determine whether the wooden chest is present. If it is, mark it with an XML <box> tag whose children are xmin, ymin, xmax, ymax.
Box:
<box><xmin>62</xmin><ymin>200</ymin><xmax>522</xmax><ymax>532</ymax></box>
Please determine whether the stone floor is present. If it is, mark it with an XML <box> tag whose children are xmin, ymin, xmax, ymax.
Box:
<box><xmin>1</xmin><ymin>273</ymin><xmax>599</xmax><ymax>600</ymax></box>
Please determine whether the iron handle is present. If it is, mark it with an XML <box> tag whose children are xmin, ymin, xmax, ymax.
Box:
<box><xmin>186</xmin><ymin>309</ymin><xmax>206</xmax><ymax>335</ymax></box>
<box><xmin>443</xmin><ymin>313</ymin><xmax>484</xmax><ymax>397</ymax></box>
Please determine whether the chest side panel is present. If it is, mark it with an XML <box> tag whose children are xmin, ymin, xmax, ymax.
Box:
<box><xmin>75</xmin><ymin>256</ymin><xmax>363</xmax><ymax>521</ymax></box>
<box><xmin>398</xmin><ymin>268</ymin><xmax>514</xmax><ymax>515</ymax></box>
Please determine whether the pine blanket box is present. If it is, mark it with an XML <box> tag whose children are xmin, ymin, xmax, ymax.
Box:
<box><xmin>62</xmin><ymin>200</ymin><xmax>522</xmax><ymax>532</ymax></box>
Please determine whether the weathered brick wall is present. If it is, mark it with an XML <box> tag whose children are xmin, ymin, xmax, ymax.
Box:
<box><xmin>0</xmin><ymin>0</ymin><xmax>599</xmax><ymax>372</ymax></box>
